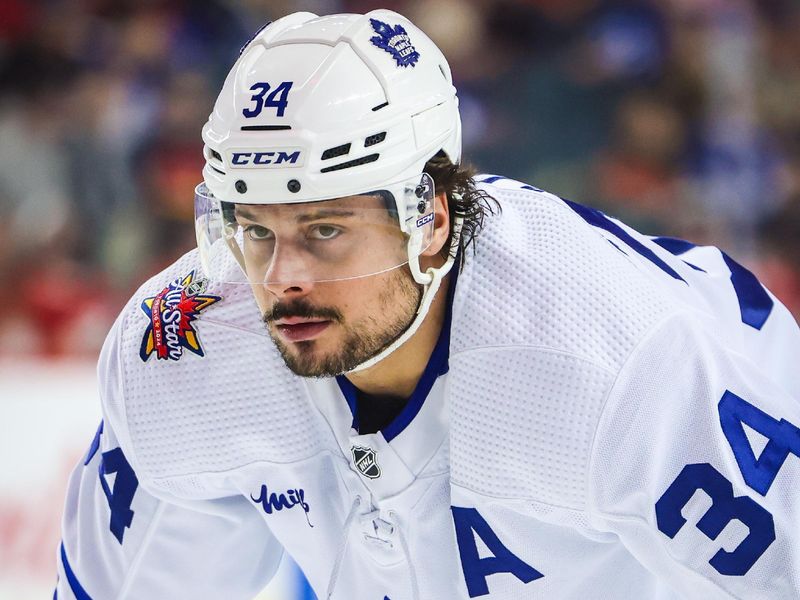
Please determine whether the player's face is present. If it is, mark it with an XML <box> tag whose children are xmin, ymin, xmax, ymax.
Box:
<box><xmin>236</xmin><ymin>197</ymin><xmax>422</xmax><ymax>376</ymax></box>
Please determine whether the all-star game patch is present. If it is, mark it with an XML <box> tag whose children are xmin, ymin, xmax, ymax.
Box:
<box><xmin>139</xmin><ymin>271</ymin><xmax>221</xmax><ymax>362</ymax></box>
<box><xmin>369</xmin><ymin>18</ymin><xmax>420</xmax><ymax>68</ymax></box>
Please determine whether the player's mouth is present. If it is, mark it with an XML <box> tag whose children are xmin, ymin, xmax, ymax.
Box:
<box><xmin>273</xmin><ymin>317</ymin><xmax>332</xmax><ymax>342</ymax></box>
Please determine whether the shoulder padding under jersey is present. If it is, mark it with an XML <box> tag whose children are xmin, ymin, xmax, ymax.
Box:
<box><xmin>447</xmin><ymin>181</ymin><xmax>676</xmax><ymax>511</ymax></box>
<box><xmin>99</xmin><ymin>249</ymin><xmax>333</xmax><ymax>500</ymax></box>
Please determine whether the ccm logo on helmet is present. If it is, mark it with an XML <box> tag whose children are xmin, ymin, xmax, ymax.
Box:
<box><xmin>228</xmin><ymin>149</ymin><xmax>304</xmax><ymax>168</ymax></box>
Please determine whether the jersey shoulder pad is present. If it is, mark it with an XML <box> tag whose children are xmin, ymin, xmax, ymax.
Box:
<box><xmin>453</xmin><ymin>176</ymin><xmax>675</xmax><ymax>371</ymax></box>
<box><xmin>447</xmin><ymin>175</ymin><xmax>678</xmax><ymax>512</ymax></box>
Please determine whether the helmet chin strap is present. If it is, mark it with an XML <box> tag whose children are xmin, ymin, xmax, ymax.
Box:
<box><xmin>346</xmin><ymin>215</ymin><xmax>463</xmax><ymax>374</ymax></box>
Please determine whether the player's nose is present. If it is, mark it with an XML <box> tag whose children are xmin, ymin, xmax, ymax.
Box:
<box><xmin>262</xmin><ymin>242</ymin><xmax>316</xmax><ymax>298</ymax></box>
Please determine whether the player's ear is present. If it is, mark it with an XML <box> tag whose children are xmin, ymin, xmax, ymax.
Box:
<box><xmin>420</xmin><ymin>191</ymin><xmax>450</xmax><ymax>261</ymax></box>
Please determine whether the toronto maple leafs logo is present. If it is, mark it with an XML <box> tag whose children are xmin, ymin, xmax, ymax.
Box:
<box><xmin>139</xmin><ymin>271</ymin><xmax>221</xmax><ymax>362</ymax></box>
<box><xmin>369</xmin><ymin>18</ymin><xmax>420</xmax><ymax>68</ymax></box>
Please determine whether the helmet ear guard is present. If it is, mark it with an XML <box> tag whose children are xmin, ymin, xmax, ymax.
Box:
<box><xmin>197</xmin><ymin>9</ymin><xmax>463</xmax><ymax>372</ymax></box>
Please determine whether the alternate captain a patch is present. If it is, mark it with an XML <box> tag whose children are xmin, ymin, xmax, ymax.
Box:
<box><xmin>139</xmin><ymin>271</ymin><xmax>221</xmax><ymax>362</ymax></box>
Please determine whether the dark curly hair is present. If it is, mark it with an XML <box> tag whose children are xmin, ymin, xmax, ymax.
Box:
<box><xmin>423</xmin><ymin>151</ymin><xmax>501</xmax><ymax>269</ymax></box>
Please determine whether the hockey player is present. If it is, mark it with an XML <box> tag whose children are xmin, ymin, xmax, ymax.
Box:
<box><xmin>57</xmin><ymin>9</ymin><xmax>800</xmax><ymax>600</ymax></box>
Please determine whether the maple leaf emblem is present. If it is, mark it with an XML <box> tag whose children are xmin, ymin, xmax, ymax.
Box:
<box><xmin>369</xmin><ymin>18</ymin><xmax>420</xmax><ymax>68</ymax></box>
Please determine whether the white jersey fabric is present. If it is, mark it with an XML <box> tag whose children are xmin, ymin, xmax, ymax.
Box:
<box><xmin>57</xmin><ymin>176</ymin><xmax>800</xmax><ymax>599</ymax></box>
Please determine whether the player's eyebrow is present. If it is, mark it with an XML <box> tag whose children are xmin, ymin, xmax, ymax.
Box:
<box><xmin>235</xmin><ymin>205</ymin><xmax>357</xmax><ymax>223</ymax></box>
<box><xmin>294</xmin><ymin>209</ymin><xmax>356</xmax><ymax>223</ymax></box>
<box><xmin>234</xmin><ymin>206</ymin><xmax>258</xmax><ymax>222</ymax></box>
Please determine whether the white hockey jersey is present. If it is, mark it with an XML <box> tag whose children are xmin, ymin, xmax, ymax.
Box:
<box><xmin>57</xmin><ymin>176</ymin><xmax>800</xmax><ymax>599</ymax></box>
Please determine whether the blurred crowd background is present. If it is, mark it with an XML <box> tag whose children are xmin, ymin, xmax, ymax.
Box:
<box><xmin>1</xmin><ymin>0</ymin><xmax>799</xmax><ymax>360</ymax></box>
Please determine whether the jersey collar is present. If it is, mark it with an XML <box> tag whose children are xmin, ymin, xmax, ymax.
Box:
<box><xmin>335</xmin><ymin>263</ymin><xmax>457</xmax><ymax>441</ymax></box>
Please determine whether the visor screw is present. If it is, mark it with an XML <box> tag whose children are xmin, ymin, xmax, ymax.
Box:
<box><xmin>235</xmin><ymin>180</ymin><xmax>248</xmax><ymax>194</ymax></box>
<box><xmin>287</xmin><ymin>179</ymin><xmax>301</xmax><ymax>193</ymax></box>
<box><xmin>417</xmin><ymin>200</ymin><xmax>427</xmax><ymax>213</ymax></box>
<box><xmin>414</xmin><ymin>185</ymin><xmax>424</xmax><ymax>198</ymax></box>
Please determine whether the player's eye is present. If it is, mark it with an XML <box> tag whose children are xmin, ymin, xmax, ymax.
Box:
<box><xmin>308</xmin><ymin>224</ymin><xmax>342</xmax><ymax>240</ymax></box>
<box><xmin>244</xmin><ymin>225</ymin><xmax>273</xmax><ymax>241</ymax></box>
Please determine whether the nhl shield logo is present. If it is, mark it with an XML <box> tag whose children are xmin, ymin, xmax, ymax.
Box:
<box><xmin>351</xmin><ymin>445</ymin><xmax>381</xmax><ymax>479</ymax></box>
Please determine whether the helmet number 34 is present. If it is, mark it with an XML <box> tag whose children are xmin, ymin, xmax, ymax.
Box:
<box><xmin>242</xmin><ymin>81</ymin><xmax>294</xmax><ymax>118</ymax></box>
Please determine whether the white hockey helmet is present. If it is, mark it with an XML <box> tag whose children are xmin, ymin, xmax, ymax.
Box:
<box><xmin>201</xmin><ymin>9</ymin><xmax>460</xmax><ymax>206</ymax></box>
<box><xmin>194</xmin><ymin>9</ymin><xmax>463</xmax><ymax>371</ymax></box>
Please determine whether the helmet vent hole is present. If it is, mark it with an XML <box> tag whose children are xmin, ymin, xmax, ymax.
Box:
<box><xmin>240</xmin><ymin>125</ymin><xmax>292</xmax><ymax>131</ymax></box>
<box><xmin>439</xmin><ymin>64</ymin><xmax>448</xmax><ymax>80</ymax></box>
<box><xmin>371</xmin><ymin>102</ymin><xmax>389</xmax><ymax>112</ymax></box>
<box><xmin>210</xmin><ymin>166</ymin><xmax>225</xmax><ymax>175</ymax></box>
<box><xmin>320</xmin><ymin>154</ymin><xmax>379</xmax><ymax>173</ymax></box>
<box><xmin>321</xmin><ymin>143</ymin><xmax>351</xmax><ymax>160</ymax></box>
<box><xmin>364</xmin><ymin>132</ymin><xmax>386</xmax><ymax>147</ymax></box>
<box><xmin>209</xmin><ymin>149</ymin><xmax>223</xmax><ymax>162</ymax></box>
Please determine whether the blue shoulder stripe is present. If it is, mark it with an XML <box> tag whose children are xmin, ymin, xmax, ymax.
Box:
<box><xmin>60</xmin><ymin>543</ymin><xmax>93</xmax><ymax>600</ymax></box>
<box><xmin>722</xmin><ymin>253</ymin><xmax>773</xmax><ymax>330</ymax></box>
<box><xmin>564</xmin><ymin>199</ymin><xmax>685</xmax><ymax>282</ymax></box>
<box><xmin>476</xmin><ymin>174</ymin><xmax>543</xmax><ymax>191</ymax></box>
<box><xmin>653</xmin><ymin>236</ymin><xmax>773</xmax><ymax>329</ymax></box>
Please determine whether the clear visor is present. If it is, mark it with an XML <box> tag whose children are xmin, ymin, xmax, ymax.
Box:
<box><xmin>194</xmin><ymin>173</ymin><xmax>436</xmax><ymax>284</ymax></box>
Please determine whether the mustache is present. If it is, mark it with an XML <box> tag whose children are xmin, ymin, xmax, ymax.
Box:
<box><xmin>263</xmin><ymin>298</ymin><xmax>342</xmax><ymax>323</ymax></box>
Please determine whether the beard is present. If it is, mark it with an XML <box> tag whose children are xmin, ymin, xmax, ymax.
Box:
<box><xmin>263</xmin><ymin>268</ymin><xmax>422</xmax><ymax>377</ymax></box>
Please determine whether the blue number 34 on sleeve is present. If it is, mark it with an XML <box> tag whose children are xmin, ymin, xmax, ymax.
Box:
<box><xmin>655</xmin><ymin>391</ymin><xmax>800</xmax><ymax>575</ymax></box>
